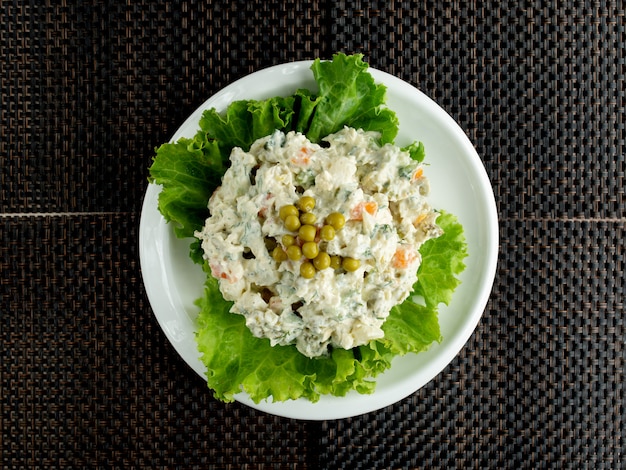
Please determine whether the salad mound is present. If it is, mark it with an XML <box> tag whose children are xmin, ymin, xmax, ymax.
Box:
<box><xmin>195</xmin><ymin>127</ymin><xmax>443</xmax><ymax>358</ymax></box>
<box><xmin>149</xmin><ymin>53</ymin><xmax>468</xmax><ymax>403</ymax></box>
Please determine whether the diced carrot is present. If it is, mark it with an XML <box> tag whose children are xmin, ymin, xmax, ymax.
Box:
<box><xmin>209</xmin><ymin>262</ymin><xmax>236</xmax><ymax>283</ymax></box>
<box><xmin>392</xmin><ymin>246</ymin><xmax>418</xmax><ymax>269</ymax></box>
<box><xmin>257</xmin><ymin>193</ymin><xmax>273</xmax><ymax>218</ymax></box>
<box><xmin>290</xmin><ymin>146</ymin><xmax>312</xmax><ymax>165</ymax></box>
<box><xmin>412</xmin><ymin>167</ymin><xmax>424</xmax><ymax>181</ymax></box>
<box><xmin>414</xmin><ymin>213</ymin><xmax>427</xmax><ymax>225</ymax></box>
<box><xmin>350</xmin><ymin>201</ymin><xmax>378</xmax><ymax>220</ymax></box>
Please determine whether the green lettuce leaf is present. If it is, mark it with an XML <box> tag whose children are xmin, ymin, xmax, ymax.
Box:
<box><xmin>380</xmin><ymin>212</ymin><xmax>467</xmax><ymax>355</ymax></box>
<box><xmin>195</xmin><ymin>273</ymin><xmax>317</xmax><ymax>403</ymax></box>
<box><xmin>194</xmin><ymin>212</ymin><xmax>466</xmax><ymax>403</ymax></box>
<box><xmin>411</xmin><ymin>211</ymin><xmax>468</xmax><ymax>309</ymax></box>
<box><xmin>402</xmin><ymin>140</ymin><xmax>426</xmax><ymax>163</ymax></box>
<box><xmin>198</xmin><ymin>97</ymin><xmax>296</xmax><ymax>162</ymax></box>
<box><xmin>305</xmin><ymin>53</ymin><xmax>399</xmax><ymax>143</ymax></box>
<box><xmin>195</xmin><ymin>272</ymin><xmax>391</xmax><ymax>403</ymax></box>
<box><xmin>148</xmin><ymin>53</ymin><xmax>398</xmax><ymax>255</ymax></box>
<box><xmin>148</xmin><ymin>135</ymin><xmax>223</xmax><ymax>239</ymax></box>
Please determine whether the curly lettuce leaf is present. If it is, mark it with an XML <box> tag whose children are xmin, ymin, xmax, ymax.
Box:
<box><xmin>149</xmin><ymin>98</ymin><xmax>294</xmax><ymax>261</ymax></box>
<box><xmin>402</xmin><ymin>140</ymin><xmax>426</xmax><ymax>163</ymax></box>
<box><xmin>411</xmin><ymin>211</ymin><xmax>468</xmax><ymax>308</ymax></box>
<box><xmin>198</xmin><ymin>97</ymin><xmax>296</xmax><ymax>161</ymax></box>
<box><xmin>306</xmin><ymin>53</ymin><xmax>398</xmax><ymax>143</ymax></box>
<box><xmin>381</xmin><ymin>212</ymin><xmax>467</xmax><ymax>355</ymax></box>
<box><xmin>148</xmin><ymin>135</ymin><xmax>223</xmax><ymax>239</ymax></box>
<box><xmin>195</xmin><ymin>274</ymin><xmax>317</xmax><ymax>403</ymax></box>
<box><xmin>148</xmin><ymin>53</ymin><xmax>399</xmax><ymax>255</ymax></box>
<box><xmin>194</xmin><ymin>212</ymin><xmax>466</xmax><ymax>403</ymax></box>
<box><xmin>195</xmin><ymin>273</ymin><xmax>391</xmax><ymax>403</ymax></box>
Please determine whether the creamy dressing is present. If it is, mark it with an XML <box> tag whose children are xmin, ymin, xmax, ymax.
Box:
<box><xmin>196</xmin><ymin>127</ymin><xmax>442</xmax><ymax>358</ymax></box>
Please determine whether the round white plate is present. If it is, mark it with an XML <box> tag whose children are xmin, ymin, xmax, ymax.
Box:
<box><xmin>139</xmin><ymin>60</ymin><xmax>499</xmax><ymax>420</ymax></box>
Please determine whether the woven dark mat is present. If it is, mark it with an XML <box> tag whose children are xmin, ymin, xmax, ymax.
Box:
<box><xmin>319</xmin><ymin>219</ymin><xmax>624</xmax><ymax>468</ymax></box>
<box><xmin>2</xmin><ymin>1</ymin><xmax>624</xmax><ymax>468</ymax></box>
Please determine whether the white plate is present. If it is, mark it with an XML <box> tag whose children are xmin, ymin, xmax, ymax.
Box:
<box><xmin>139</xmin><ymin>60</ymin><xmax>499</xmax><ymax>420</ymax></box>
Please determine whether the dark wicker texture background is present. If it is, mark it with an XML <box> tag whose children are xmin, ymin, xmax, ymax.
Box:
<box><xmin>1</xmin><ymin>1</ymin><xmax>624</xmax><ymax>468</ymax></box>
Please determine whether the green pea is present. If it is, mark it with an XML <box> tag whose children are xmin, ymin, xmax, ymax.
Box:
<box><xmin>272</xmin><ymin>247</ymin><xmax>288</xmax><ymax>262</ymax></box>
<box><xmin>342</xmin><ymin>257</ymin><xmax>361</xmax><ymax>272</ymax></box>
<box><xmin>284</xmin><ymin>214</ymin><xmax>301</xmax><ymax>231</ymax></box>
<box><xmin>319</xmin><ymin>224</ymin><xmax>335</xmax><ymax>241</ymax></box>
<box><xmin>300</xmin><ymin>261</ymin><xmax>316</xmax><ymax>279</ymax></box>
<box><xmin>279</xmin><ymin>204</ymin><xmax>299</xmax><ymax>220</ymax></box>
<box><xmin>298</xmin><ymin>224</ymin><xmax>317</xmax><ymax>242</ymax></box>
<box><xmin>329</xmin><ymin>255</ymin><xmax>342</xmax><ymax>270</ymax></box>
<box><xmin>282</xmin><ymin>234</ymin><xmax>296</xmax><ymax>247</ymax></box>
<box><xmin>286</xmin><ymin>245</ymin><xmax>302</xmax><ymax>261</ymax></box>
<box><xmin>297</xmin><ymin>196</ymin><xmax>316</xmax><ymax>212</ymax></box>
<box><xmin>302</xmin><ymin>242</ymin><xmax>319</xmax><ymax>259</ymax></box>
<box><xmin>326</xmin><ymin>212</ymin><xmax>345</xmax><ymax>230</ymax></box>
<box><xmin>313</xmin><ymin>252</ymin><xmax>331</xmax><ymax>270</ymax></box>
<box><xmin>300</xmin><ymin>212</ymin><xmax>317</xmax><ymax>225</ymax></box>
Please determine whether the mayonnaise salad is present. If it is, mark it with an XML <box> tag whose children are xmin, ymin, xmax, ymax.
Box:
<box><xmin>196</xmin><ymin>126</ymin><xmax>442</xmax><ymax>358</ymax></box>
